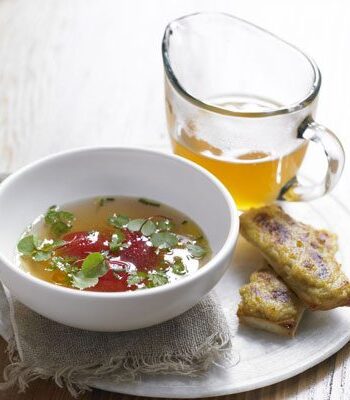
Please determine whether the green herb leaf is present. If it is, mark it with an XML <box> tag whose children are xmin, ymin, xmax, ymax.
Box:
<box><xmin>147</xmin><ymin>271</ymin><xmax>169</xmax><ymax>287</ymax></box>
<box><xmin>59</xmin><ymin>211</ymin><xmax>74</xmax><ymax>223</ymax></box>
<box><xmin>37</xmin><ymin>239</ymin><xmax>66</xmax><ymax>252</ymax></box>
<box><xmin>150</xmin><ymin>232</ymin><xmax>178</xmax><ymax>249</ymax></box>
<box><xmin>48</xmin><ymin>256</ymin><xmax>79</xmax><ymax>274</ymax></box>
<box><xmin>17</xmin><ymin>235</ymin><xmax>35</xmax><ymax>255</ymax></box>
<box><xmin>127</xmin><ymin>271</ymin><xmax>148</xmax><ymax>286</ymax></box>
<box><xmin>33</xmin><ymin>236</ymin><xmax>43</xmax><ymax>250</ymax></box>
<box><xmin>138</xmin><ymin>198</ymin><xmax>161</xmax><ymax>207</ymax></box>
<box><xmin>97</xmin><ymin>197</ymin><xmax>115</xmax><ymax>207</ymax></box>
<box><xmin>32</xmin><ymin>251</ymin><xmax>52</xmax><ymax>262</ymax></box>
<box><xmin>81</xmin><ymin>252</ymin><xmax>108</xmax><ymax>278</ymax></box>
<box><xmin>141</xmin><ymin>220</ymin><xmax>156</xmax><ymax>236</ymax></box>
<box><xmin>18</xmin><ymin>235</ymin><xmax>65</xmax><ymax>261</ymax></box>
<box><xmin>44</xmin><ymin>206</ymin><xmax>59</xmax><ymax>224</ymax></box>
<box><xmin>187</xmin><ymin>243</ymin><xmax>207</xmax><ymax>258</ymax></box>
<box><xmin>109</xmin><ymin>230</ymin><xmax>125</xmax><ymax>252</ymax></box>
<box><xmin>155</xmin><ymin>218</ymin><xmax>174</xmax><ymax>232</ymax></box>
<box><xmin>127</xmin><ymin>219</ymin><xmax>146</xmax><ymax>232</ymax></box>
<box><xmin>108</xmin><ymin>214</ymin><xmax>130</xmax><ymax>228</ymax></box>
<box><xmin>44</xmin><ymin>206</ymin><xmax>75</xmax><ymax>237</ymax></box>
<box><xmin>71</xmin><ymin>271</ymin><xmax>99</xmax><ymax>290</ymax></box>
<box><xmin>51</xmin><ymin>221</ymin><xmax>71</xmax><ymax>236</ymax></box>
<box><xmin>172</xmin><ymin>258</ymin><xmax>187</xmax><ymax>275</ymax></box>
<box><xmin>53</xmin><ymin>239</ymin><xmax>66</xmax><ymax>248</ymax></box>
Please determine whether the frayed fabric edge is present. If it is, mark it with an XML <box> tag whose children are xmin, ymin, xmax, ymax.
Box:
<box><xmin>0</xmin><ymin>332</ymin><xmax>235</xmax><ymax>398</ymax></box>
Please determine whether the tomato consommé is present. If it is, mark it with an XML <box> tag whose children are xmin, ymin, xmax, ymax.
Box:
<box><xmin>16</xmin><ymin>197</ymin><xmax>211</xmax><ymax>292</ymax></box>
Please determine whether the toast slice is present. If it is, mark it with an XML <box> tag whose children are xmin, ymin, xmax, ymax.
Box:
<box><xmin>240</xmin><ymin>205</ymin><xmax>350</xmax><ymax>310</ymax></box>
<box><xmin>237</xmin><ymin>267</ymin><xmax>304</xmax><ymax>337</ymax></box>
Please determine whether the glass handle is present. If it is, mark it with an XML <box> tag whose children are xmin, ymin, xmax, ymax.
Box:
<box><xmin>279</xmin><ymin>116</ymin><xmax>345</xmax><ymax>201</ymax></box>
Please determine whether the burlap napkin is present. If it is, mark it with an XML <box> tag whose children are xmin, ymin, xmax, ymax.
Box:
<box><xmin>0</xmin><ymin>284</ymin><xmax>233</xmax><ymax>397</ymax></box>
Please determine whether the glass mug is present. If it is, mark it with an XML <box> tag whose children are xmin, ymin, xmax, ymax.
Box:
<box><xmin>162</xmin><ymin>13</ymin><xmax>345</xmax><ymax>210</ymax></box>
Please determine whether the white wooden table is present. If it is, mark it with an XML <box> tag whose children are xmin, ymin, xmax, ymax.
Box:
<box><xmin>0</xmin><ymin>0</ymin><xmax>349</xmax><ymax>399</ymax></box>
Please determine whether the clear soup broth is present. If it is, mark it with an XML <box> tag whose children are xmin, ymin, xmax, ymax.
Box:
<box><xmin>16</xmin><ymin>197</ymin><xmax>211</xmax><ymax>292</ymax></box>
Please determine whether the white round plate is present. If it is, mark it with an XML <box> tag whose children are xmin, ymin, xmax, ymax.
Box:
<box><xmin>92</xmin><ymin>195</ymin><xmax>350</xmax><ymax>397</ymax></box>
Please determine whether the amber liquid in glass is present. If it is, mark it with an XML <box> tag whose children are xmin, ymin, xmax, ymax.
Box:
<box><xmin>169</xmin><ymin>97</ymin><xmax>307</xmax><ymax>210</ymax></box>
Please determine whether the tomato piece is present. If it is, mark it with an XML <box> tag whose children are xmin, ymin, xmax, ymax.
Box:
<box><xmin>88</xmin><ymin>270</ymin><xmax>131</xmax><ymax>292</ymax></box>
<box><xmin>118</xmin><ymin>230</ymin><xmax>159</xmax><ymax>270</ymax></box>
<box><xmin>60</xmin><ymin>229</ymin><xmax>160</xmax><ymax>291</ymax></box>
<box><xmin>60</xmin><ymin>231</ymin><xmax>110</xmax><ymax>258</ymax></box>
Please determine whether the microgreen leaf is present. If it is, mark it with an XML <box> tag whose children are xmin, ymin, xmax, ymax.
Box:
<box><xmin>155</xmin><ymin>218</ymin><xmax>174</xmax><ymax>232</ymax></box>
<box><xmin>187</xmin><ymin>243</ymin><xmax>207</xmax><ymax>258</ymax></box>
<box><xmin>109</xmin><ymin>230</ymin><xmax>125</xmax><ymax>252</ymax></box>
<box><xmin>150</xmin><ymin>232</ymin><xmax>178</xmax><ymax>249</ymax></box>
<box><xmin>81</xmin><ymin>252</ymin><xmax>108</xmax><ymax>278</ymax></box>
<box><xmin>54</xmin><ymin>239</ymin><xmax>66</xmax><ymax>248</ymax></box>
<box><xmin>17</xmin><ymin>235</ymin><xmax>65</xmax><ymax>261</ymax></box>
<box><xmin>48</xmin><ymin>256</ymin><xmax>78</xmax><ymax>273</ymax></box>
<box><xmin>33</xmin><ymin>236</ymin><xmax>43</xmax><ymax>250</ymax></box>
<box><xmin>38</xmin><ymin>239</ymin><xmax>66</xmax><ymax>252</ymax></box>
<box><xmin>44</xmin><ymin>206</ymin><xmax>59</xmax><ymax>224</ymax></box>
<box><xmin>97</xmin><ymin>197</ymin><xmax>115</xmax><ymax>207</ymax></box>
<box><xmin>147</xmin><ymin>271</ymin><xmax>169</xmax><ymax>287</ymax></box>
<box><xmin>138</xmin><ymin>198</ymin><xmax>161</xmax><ymax>207</ymax></box>
<box><xmin>141</xmin><ymin>220</ymin><xmax>156</xmax><ymax>236</ymax></box>
<box><xmin>32</xmin><ymin>251</ymin><xmax>52</xmax><ymax>262</ymax></box>
<box><xmin>127</xmin><ymin>219</ymin><xmax>146</xmax><ymax>232</ymax></box>
<box><xmin>108</xmin><ymin>214</ymin><xmax>130</xmax><ymax>228</ymax></box>
<box><xmin>51</xmin><ymin>221</ymin><xmax>70</xmax><ymax>236</ymax></box>
<box><xmin>58</xmin><ymin>211</ymin><xmax>75</xmax><ymax>224</ymax></box>
<box><xmin>71</xmin><ymin>271</ymin><xmax>99</xmax><ymax>290</ymax></box>
<box><xmin>127</xmin><ymin>271</ymin><xmax>148</xmax><ymax>286</ymax></box>
<box><xmin>44</xmin><ymin>206</ymin><xmax>75</xmax><ymax>237</ymax></box>
<box><xmin>17</xmin><ymin>235</ymin><xmax>36</xmax><ymax>255</ymax></box>
<box><xmin>172</xmin><ymin>258</ymin><xmax>187</xmax><ymax>275</ymax></box>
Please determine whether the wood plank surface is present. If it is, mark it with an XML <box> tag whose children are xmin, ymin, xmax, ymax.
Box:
<box><xmin>0</xmin><ymin>0</ymin><xmax>349</xmax><ymax>399</ymax></box>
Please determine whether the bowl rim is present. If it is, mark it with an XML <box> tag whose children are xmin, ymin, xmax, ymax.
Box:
<box><xmin>0</xmin><ymin>146</ymin><xmax>239</xmax><ymax>298</ymax></box>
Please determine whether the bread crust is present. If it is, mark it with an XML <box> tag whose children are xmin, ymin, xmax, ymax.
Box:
<box><xmin>237</xmin><ymin>267</ymin><xmax>304</xmax><ymax>337</ymax></box>
<box><xmin>240</xmin><ymin>205</ymin><xmax>350</xmax><ymax>310</ymax></box>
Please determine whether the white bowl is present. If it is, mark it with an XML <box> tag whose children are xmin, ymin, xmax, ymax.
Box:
<box><xmin>0</xmin><ymin>147</ymin><xmax>238</xmax><ymax>331</ymax></box>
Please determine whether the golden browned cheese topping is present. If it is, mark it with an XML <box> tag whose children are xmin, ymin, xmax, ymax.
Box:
<box><xmin>238</xmin><ymin>268</ymin><xmax>300</xmax><ymax>324</ymax></box>
<box><xmin>240</xmin><ymin>205</ymin><xmax>342</xmax><ymax>288</ymax></box>
<box><xmin>239</xmin><ymin>204</ymin><xmax>350</xmax><ymax>311</ymax></box>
